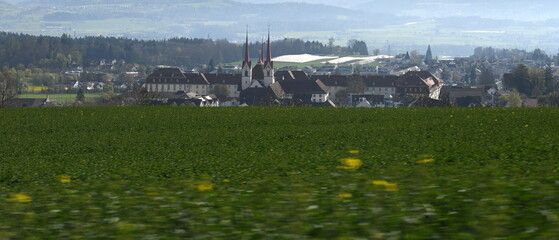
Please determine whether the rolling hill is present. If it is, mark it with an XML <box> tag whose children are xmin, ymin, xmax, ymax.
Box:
<box><xmin>1</xmin><ymin>0</ymin><xmax>559</xmax><ymax>56</ymax></box>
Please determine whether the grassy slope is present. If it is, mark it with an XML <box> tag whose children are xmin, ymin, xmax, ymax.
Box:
<box><xmin>1</xmin><ymin>107</ymin><xmax>558</xmax><ymax>238</ymax></box>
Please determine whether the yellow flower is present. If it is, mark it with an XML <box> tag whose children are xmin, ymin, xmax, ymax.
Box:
<box><xmin>370</xmin><ymin>180</ymin><xmax>399</xmax><ymax>192</ymax></box>
<box><xmin>524</xmin><ymin>124</ymin><xmax>529</xmax><ymax>127</ymax></box>
<box><xmin>56</xmin><ymin>175</ymin><xmax>71</xmax><ymax>183</ymax></box>
<box><xmin>338</xmin><ymin>193</ymin><xmax>352</xmax><ymax>199</ymax></box>
<box><xmin>222</xmin><ymin>179</ymin><xmax>231</xmax><ymax>183</ymax></box>
<box><xmin>9</xmin><ymin>193</ymin><xmax>32</xmax><ymax>203</ymax></box>
<box><xmin>416</xmin><ymin>158</ymin><xmax>435</xmax><ymax>164</ymax></box>
<box><xmin>348</xmin><ymin>150</ymin><xmax>360</xmax><ymax>154</ymax></box>
<box><xmin>371</xmin><ymin>180</ymin><xmax>389</xmax><ymax>186</ymax></box>
<box><xmin>384</xmin><ymin>183</ymin><xmax>399</xmax><ymax>192</ymax></box>
<box><xmin>337</xmin><ymin>158</ymin><xmax>362</xmax><ymax>170</ymax></box>
<box><xmin>197</xmin><ymin>181</ymin><xmax>213</xmax><ymax>191</ymax></box>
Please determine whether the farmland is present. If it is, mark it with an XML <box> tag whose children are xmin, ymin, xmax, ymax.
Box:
<box><xmin>16</xmin><ymin>93</ymin><xmax>103</xmax><ymax>104</ymax></box>
<box><xmin>1</xmin><ymin>107</ymin><xmax>559</xmax><ymax>239</ymax></box>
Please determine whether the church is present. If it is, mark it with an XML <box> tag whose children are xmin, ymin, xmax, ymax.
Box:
<box><xmin>241</xmin><ymin>29</ymin><xmax>275</xmax><ymax>90</ymax></box>
<box><xmin>145</xmin><ymin>28</ymin><xmax>333</xmax><ymax>106</ymax></box>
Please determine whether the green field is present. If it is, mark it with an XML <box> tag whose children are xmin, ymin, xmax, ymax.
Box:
<box><xmin>1</xmin><ymin>107</ymin><xmax>559</xmax><ymax>239</ymax></box>
<box><xmin>16</xmin><ymin>93</ymin><xmax>103</xmax><ymax>104</ymax></box>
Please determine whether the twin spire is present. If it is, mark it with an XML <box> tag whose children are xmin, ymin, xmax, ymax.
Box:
<box><xmin>243</xmin><ymin>26</ymin><xmax>273</xmax><ymax>69</ymax></box>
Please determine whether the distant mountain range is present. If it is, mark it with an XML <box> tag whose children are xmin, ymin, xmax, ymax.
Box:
<box><xmin>235</xmin><ymin>0</ymin><xmax>559</xmax><ymax>21</ymax></box>
<box><xmin>1</xmin><ymin>0</ymin><xmax>558</xmax><ymax>56</ymax></box>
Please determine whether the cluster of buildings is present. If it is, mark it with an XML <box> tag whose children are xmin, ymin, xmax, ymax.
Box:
<box><xmin>145</xmin><ymin>31</ymin><xmax>446</xmax><ymax>107</ymax></box>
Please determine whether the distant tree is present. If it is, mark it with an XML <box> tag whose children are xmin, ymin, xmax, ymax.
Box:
<box><xmin>478</xmin><ymin>66</ymin><xmax>495</xmax><ymax>85</ymax></box>
<box><xmin>76</xmin><ymin>88</ymin><xmax>85</xmax><ymax>102</ymax></box>
<box><xmin>116</xmin><ymin>85</ymin><xmax>156</xmax><ymax>106</ymax></box>
<box><xmin>531</xmin><ymin>48</ymin><xmax>548</xmax><ymax>62</ymax></box>
<box><xmin>505</xmin><ymin>89</ymin><xmax>522</xmax><ymax>107</ymax></box>
<box><xmin>328</xmin><ymin>37</ymin><xmax>335</xmax><ymax>53</ymax></box>
<box><xmin>346</xmin><ymin>75</ymin><xmax>366</xmax><ymax>94</ymax></box>
<box><xmin>207</xmin><ymin>58</ymin><xmax>215</xmax><ymax>73</ymax></box>
<box><xmin>353</xmin><ymin>64</ymin><xmax>362</xmax><ymax>75</ymax></box>
<box><xmin>122</xmin><ymin>74</ymin><xmax>136</xmax><ymax>89</ymax></box>
<box><xmin>211</xmin><ymin>85</ymin><xmax>229</xmax><ymax>100</ymax></box>
<box><xmin>373</xmin><ymin>49</ymin><xmax>380</xmax><ymax>56</ymax></box>
<box><xmin>335</xmin><ymin>88</ymin><xmax>349</xmax><ymax>105</ymax></box>
<box><xmin>508</xmin><ymin>64</ymin><xmax>531</xmax><ymax>95</ymax></box>
<box><xmin>103</xmin><ymin>84</ymin><xmax>114</xmax><ymax>95</ymax></box>
<box><xmin>0</xmin><ymin>70</ymin><xmax>17</xmax><ymax>108</ymax></box>
<box><xmin>440</xmin><ymin>69</ymin><xmax>451</xmax><ymax>82</ymax></box>
<box><xmin>544</xmin><ymin>66</ymin><xmax>554</xmax><ymax>93</ymax></box>
<box><xmin>409</xmin><ymin>50</ymin><xmax>422</xmax><ymax>65</ymax></box>
<box><xmin>539</xmin><ymin>91</ymin><xmax>559</xmax><ymax>106</ymax></box>
<box><xmin>469</xmin><ymin>66</ymin><xmax>477</xmax><ymax>85</ymax></box>
<box><xmin>528</xmin><ymin>67</ymin><xmax>545</xmax><ymax>97</ymax></box>
<box><xmin>348</xmin><ymin>40</ymin><xmax>368</xmax><ymax>55</ymax></box>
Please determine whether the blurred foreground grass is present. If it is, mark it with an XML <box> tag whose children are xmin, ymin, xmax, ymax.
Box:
<box><xmin>1</xmin><ymin>107</ymin><xmax>558</xmax><ymax>239</ymax></box>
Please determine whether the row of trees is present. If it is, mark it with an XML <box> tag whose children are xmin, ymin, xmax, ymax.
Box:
<box><xmin>471</xmin><ymin>47</ymin><xmax>559</xmax><ymax>64</ymax></box>
<box><xmin>0</xmin><ymin>32</ymin><xmax>360</xmax><ymax>71</ymax></box>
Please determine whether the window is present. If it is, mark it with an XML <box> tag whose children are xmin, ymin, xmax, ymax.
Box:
<box><xmin>245</xmin><ymin>70</ymin><xmax>248</xmax><ymax>76</ymax></box>
<box><xmin>267</xmin><ymin>70</ymin><xmax>270</xmax><ymax>76</ymax></box>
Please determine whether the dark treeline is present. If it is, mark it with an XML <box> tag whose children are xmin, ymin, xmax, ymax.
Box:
<box><xmin>0</xmin><ymin>32</ymin><xmax>357</xmax><ymax>70</ymax></box>
<box><xmin>471</xmin><ymin>47</ymin><xmax>556</xmax><ymax>63</ymax></box>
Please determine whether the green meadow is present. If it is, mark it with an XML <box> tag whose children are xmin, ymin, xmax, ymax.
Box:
<box><xmin>1</xmin><ymin>107</ymin><xmax>558</xmax><ymax>239</ymax></box>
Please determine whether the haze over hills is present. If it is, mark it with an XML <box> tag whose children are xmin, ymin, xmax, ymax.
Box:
<box><xmin>1</xmin><ymin>0</ymin><xmax>559</xmax><ymax>56</ymax></box>
<box><xmin>236</xmin><ymin>0</ymin><xmax>559</xmax><ymax>21</ymax></box>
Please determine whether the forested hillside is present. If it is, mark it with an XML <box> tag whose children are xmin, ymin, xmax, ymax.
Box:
<box><xmin>0</xmin><ymin>32</ymin><xmax>356</xmax><ymax>69</ymax></box>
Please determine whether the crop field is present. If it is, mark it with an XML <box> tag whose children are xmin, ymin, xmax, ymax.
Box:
<box><xmin>1</xmin><ymin>107</ymin><xmax>559</xmax><ymax>239</ymax></box>
<box><xmin>16</xmin><ymin>93</ymin><xmax>103</xmax><ymax>104</ymax></box>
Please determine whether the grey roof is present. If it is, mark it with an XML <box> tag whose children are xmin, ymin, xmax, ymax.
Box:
<box><xmin>275</xmin><ymin>70</ymin><xmax>310</xmax><ymax>81</ymax></box>
<box><xmin>184</xmin><ymin>73</ymin><xmax>210</xmax><ymax>85</ymax></box>
<box><xmin>396</xmin><ymin>71</ymin><xmax>444</xmax><ymax>87</ymax></box>
<box><xmin>146</xmin><ymin>68</ymin><xmax>185</xmax><ymax>79</ymax></box>
<box><xmin>363</xmin><ymin>75</ymin><xmax>399</xmax><ymax>87</ymax></box>
<box><xmin>277</xmin><ymin>79</ymin><xmax>329</xmax><ymax>95</ymax></box>
<box><xmin>146</xmin><ymin>68</ymin><xmax>209</xmax><ymax>85</ymax></box>
<box><xmin>310</xmin><ymin>75</ymin><xmax>349</xmax><ymax>87</ymax></box>
<box><xmin>252</xmin><ymin>62</ymin><xmax>265</xmax><ymax>80</ymax></box>
<box><xmin>204</xmin><ymin>73</ymin><xmax>241</xmax><ymax>85</ymax></box>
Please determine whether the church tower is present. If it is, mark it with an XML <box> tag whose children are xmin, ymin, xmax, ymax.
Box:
<box><xmin>241</xmin><ymin>28</ymin><xmax>252</xmax><ymax>90</ymax></box>
<box><xmin>263</xmin><ymin>28</ymin><xmax>275</xmax><ymax>87</ymax></box>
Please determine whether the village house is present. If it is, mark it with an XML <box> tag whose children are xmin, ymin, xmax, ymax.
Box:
<box><xmin>145</xmin><ymin>68</ymin><xmax>210</xmax><ymax>95</ymax></box>
<box><xmin>395</xmin><ymin>71</ymin><xmax>444</xmax><ymax>100</ymax></box>
<box><xmin>270</xmin><ymin>71</ymin><xmax>332</xmax><ymax>106</ymax></box>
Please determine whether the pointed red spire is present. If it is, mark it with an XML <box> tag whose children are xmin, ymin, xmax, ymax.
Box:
<box><xmin>243</xmin><ymin>26</ymin><xmax>251</xmax><ymax>68</ymax></box>
<box><xmin>266</xmin><ymin>26</ymin><xmax>272</xmax><ymax>67</ymax></box>
<box><xmin>259</xmin><ymin>37</ymin><xmax>264</xmax><ymax>64</ymax></box>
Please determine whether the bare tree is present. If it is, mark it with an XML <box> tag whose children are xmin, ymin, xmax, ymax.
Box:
<box><xmin>0</xmin><ymin>70</ymin><xmax>17</xmax><ymax>108</ymax></box>
<box><xmin>114</xmin><ymin>84</ymin><xmax>156</xmax><ymax>106</ymax></box>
